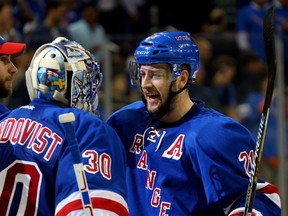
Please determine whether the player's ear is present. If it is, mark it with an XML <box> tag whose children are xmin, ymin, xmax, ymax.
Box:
<box><xmin>178</xmin><ymin>69</ymin><xmax>189</xmax><ymax>88</ymax></box>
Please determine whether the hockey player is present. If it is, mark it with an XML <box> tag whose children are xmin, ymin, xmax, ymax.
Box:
<box><xmin>0</xmin><ymin>36</ymin><xmax>26</xmax><ymax>113</ymax></box>
<box><xmin>0</xmin><ymin>37</ymin><xmax>129</xmax><ymax>215</ymax></box>
<box><xmin>107</xmin><ymin>31</ymin><xmax>281</xmax><ymax>215</ymax></box>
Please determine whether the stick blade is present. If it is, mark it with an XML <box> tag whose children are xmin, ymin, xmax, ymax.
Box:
<box><xmin>263</xmin><ymin>6</ymin><xmax>276</xmax><ymax>65</ymax></box>
<box><xmin>263</xmin><ymin>6</ymin><xmax>277</xmax><ymax>111</ymax></box>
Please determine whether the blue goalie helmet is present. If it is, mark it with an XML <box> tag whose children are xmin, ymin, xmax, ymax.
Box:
<box><xmin>25</xmin><ymin>37</ymin><xmax>103</xmax><ymax>115</ymax></box>
<box><xmin>129</xmin><ymin>31</ymin><xmax>200</xmax><ymax>85</ymax></box>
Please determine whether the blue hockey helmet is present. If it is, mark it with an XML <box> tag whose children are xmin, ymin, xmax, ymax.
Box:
<box><xmin>25</xmin><ymin>37</ymin><xmax>102</xmax><ymax>115</ymax></box>
<box><xmin>129</xmin><ymin>31</ymin><xmax>200</xmax><ymax>85</ymax></box>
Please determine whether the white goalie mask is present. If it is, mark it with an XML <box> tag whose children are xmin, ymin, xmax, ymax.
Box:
<box><xmin>25</xmin><ymin>37</ymin><xmax>102</xmax><ymax>115</ymax></box>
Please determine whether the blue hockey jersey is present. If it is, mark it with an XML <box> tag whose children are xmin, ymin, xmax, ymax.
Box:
<box><xmin>0</xmin><ymin>103</ymin><xmax>9</xmax><ymax>114</ymax></box>
<box><xmin>0</xmin><ymin>98</ymin><xmax>129</xmax><ymax>215</ymax></box>
<box><xmin>107</xmin><ymin>100</ymin><xmax>281</xmax><ymax>216</ymax></box>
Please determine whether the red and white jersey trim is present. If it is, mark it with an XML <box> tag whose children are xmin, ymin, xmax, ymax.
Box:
<box><xmin>55</xmin><ymin>190</ymin><xmax>129</xmax><ymax>216</ymax></box>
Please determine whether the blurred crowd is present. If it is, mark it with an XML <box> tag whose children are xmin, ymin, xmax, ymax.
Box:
<box><xmin>0</xmin><ymin>0</ymin><xmax>287</xmax><ymax>187</ymax></box>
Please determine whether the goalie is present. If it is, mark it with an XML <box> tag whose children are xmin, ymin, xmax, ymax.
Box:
<box><xmin>0</xmin><ymin>37</ymin><xmax>128</xmax><ymax>215</ymax></box>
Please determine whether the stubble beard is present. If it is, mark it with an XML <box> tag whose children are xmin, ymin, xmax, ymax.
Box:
<box><xmin>0</xmin><ymin>79</ymin><xmax>12</xmax><ymax>98</ymax></box>
<box><xmin>147</xmin><ymin>103</ymin><xmax>161</xmax><ymax>116</ymax></box>
<box><xmin>147</xmin><ymin>96</ymin><xmax>172</xmax><ymax>117</ymax></box>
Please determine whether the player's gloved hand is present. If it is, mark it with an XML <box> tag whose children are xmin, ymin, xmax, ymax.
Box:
<box><xmin>228</xmin><ymin>208</ymin><xmax>262</xmax><ymax>216</ymax></box>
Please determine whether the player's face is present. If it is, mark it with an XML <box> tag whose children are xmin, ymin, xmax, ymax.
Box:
<box><xmin>0</xmin><ymin>55</ymin><xmax>17</xmax><ymax>98</ymax></box>
<box><xmin>140</xmin><ymin>64</ymin><xmax>172</xmax><ymax>114</ymax></box>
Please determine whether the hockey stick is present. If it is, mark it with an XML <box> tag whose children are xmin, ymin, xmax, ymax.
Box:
<box><xmin>244</xmin><ymin>6</ymin><xmax>276</xmax><ymax>216</ymax></box>
<box><xmin>59</xmin><ymin>112</ymin><xmax>93</xmax><ymax>216</ymax></box>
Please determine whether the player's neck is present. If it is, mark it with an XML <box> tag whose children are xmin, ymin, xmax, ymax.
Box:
<box><xmin>160</xmin><ymin>92</ymin><xmax>193</xmax><ymax>123</ymax></box>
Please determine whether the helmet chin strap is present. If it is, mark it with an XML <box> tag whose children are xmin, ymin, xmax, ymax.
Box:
<box><xmin>141</xmin><ymin>80</ymin><xmax>188</xmax><ymax>120</ymax></box>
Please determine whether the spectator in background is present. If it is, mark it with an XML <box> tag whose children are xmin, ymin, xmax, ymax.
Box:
<box><xmin>110</xmin><ymin>71</ymin><xmax>138</xmax><ymax>111</ymax></box>
<box><xmin>201</xmin><ymin>7</ymin><xmax>239</xmax><ymax>61</ymax></box>
<box><xmin>155</xmin><ymin>0</ymin><xmax>214</xmax><ymax>33</ymax></box>
<box><xmin>241</xmin><ymin>70</ymin><xmax>288</xmax><ymax>185</ymax></box>
<box><xmin>236</xmin><ymin>0</ymin><xmax>270</xmax><ymax>62</ymax></box>
<box><xmin>210</xmin><ymin>55</ymin><xmax>240</xmax><ymax>121</ymax></box>
<box><xmin>131</xmin><ymin>0</ymin><xmax>151</xmax><ymax>34</ymax></box>
<box><xmin>0</xmin><ymin>1</ymin><xmax>22</xmax><ymax>43</ymax></box>
<box><xmin>97</xmin><ymin>0</ymin><xmax>149</xmax><ymax>35</ymax></box>
<box><xmin>188</xmin><ymin>61</ymin><xmax>221</xmax><ymax>111</ymax></box>
<box><xmin>201</xmin><ymin>8</ymin><xmax>228</xmax><ymax>33</ymax></box>
<box><xmin>68</xmin><ymin>1</ymin><xmax>108</xmax><ymax>64</ymax></box>
<box><xmin>24</xmin><ymin>0</ymin><xmax>70</xmax><ymax>50</ymax></box>
<box><xmin>235</xmin><ymin>50</ymin><xmax>266</xmax><ymax>104</ymax></box>
<box><xmin>11</xmin><ymin>0</ymin><xmax>40</xmax><ymax>38</ymax></box>
<box><xmin>192</xmin><ymin>36</ymin><xmax>213</xmax><ymax>86</ymax></box>
<box><xmin>189</xmin><ymin>36</ymin><xmax>221</xmax><ymax>110</ymax></box>
<box><xmin>97</xmin><ymin>44</ymin><xmax>140</xmax><ymax>120</ymax></box>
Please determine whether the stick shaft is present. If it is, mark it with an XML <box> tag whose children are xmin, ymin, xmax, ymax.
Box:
<box><xmin>59</xmin><ymin>113</ymin><xmax>93</xmax><ymax>216</ymax></box>
<box><xmin>244</xmin><ymin>6</ymin><xmax>276</xmax><ymax>215</ymax></box>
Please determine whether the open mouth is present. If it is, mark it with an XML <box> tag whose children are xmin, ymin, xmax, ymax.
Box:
<box><xmin>146</xmin><ymin>94</ymin><xmax>159</xmax><ymax>104</ymax></box>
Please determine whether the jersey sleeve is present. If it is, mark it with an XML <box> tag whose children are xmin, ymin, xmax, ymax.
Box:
<box><xmin>0</xmin><ymin>103</ymin><xmax>9</xmax><ymax>115</ymax></box>
<box><xmin>55</xmin><ymin>110</ymin><xmax>129</xmax><ymax>216</ymax></box>
<box><xmin>189</xmin><ymin>116</ymin><xmax>281</xmax><ymax>215</ymax></box>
